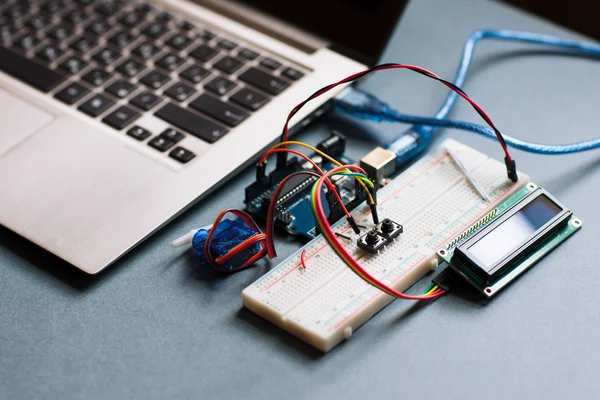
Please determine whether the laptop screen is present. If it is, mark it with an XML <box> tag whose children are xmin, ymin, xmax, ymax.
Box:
<box><xmin>236</xmin><ymin>0</ymin><xmax>409</xmax><ymax>65</ymax></box>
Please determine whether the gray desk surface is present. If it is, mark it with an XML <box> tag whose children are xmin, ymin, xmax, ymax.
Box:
<box><xmin>2</xmin><ymin>1</ymin><xmax>600</xmax><ymax>399</ymax></box>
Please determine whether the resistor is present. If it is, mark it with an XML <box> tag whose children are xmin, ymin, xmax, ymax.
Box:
<box><xmin>446</xmin><ymin>208</ymin><xmax>497</xmax><ymax>249</ymax></box>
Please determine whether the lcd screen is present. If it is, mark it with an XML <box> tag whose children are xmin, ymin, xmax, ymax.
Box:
<box><xmin>467</xmin><ymin>195</ymin><xmax>562</xmax><ymax>270</ymax></box>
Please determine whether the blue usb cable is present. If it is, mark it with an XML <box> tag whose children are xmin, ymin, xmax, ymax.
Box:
<box><xmin>334</xmin><ymin>29</ymin><xmax>600</xmax><ymax>162</ymax></box>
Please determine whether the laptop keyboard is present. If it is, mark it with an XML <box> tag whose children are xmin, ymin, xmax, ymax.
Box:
<box><xmin>0</xmin><ymin>0</ymin><xmax>307</xmax><ymax>164</ymax></box>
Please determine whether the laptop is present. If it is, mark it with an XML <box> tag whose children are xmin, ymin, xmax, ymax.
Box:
<box><xmin>0</xmin><ymin>0</ymin><xmax>408</xmax><ymax>274</ymax></box>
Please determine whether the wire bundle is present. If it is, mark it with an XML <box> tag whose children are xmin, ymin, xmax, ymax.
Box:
<box><xmin>309</xmin><ymin>166</ymin><xmax>446</xmax><ymax>300</ymax></box>
<box><xmin>278</xmin><ymin>63</ymin><xmax>518</xmax><ymax>182</ymax></box>
<box><xmin>201</xmin><ymin>209</ymin><xmax>268</xmax><ymax>272</ymax></box>
<box><xmin>259</xmin><ymin>140</ymin><xmax>377</xmax><ymax>258</ymax></box>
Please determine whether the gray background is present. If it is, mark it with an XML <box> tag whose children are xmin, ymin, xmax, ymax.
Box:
<box><xmin>2</xmin><ymin>0</ymin><xmax>600</xmax><ymax>399</ymax></box>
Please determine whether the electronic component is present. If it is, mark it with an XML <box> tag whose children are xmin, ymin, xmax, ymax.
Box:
<box><xmin>272</xmin><ymin>174</ymin><xmax>317</xmax><ymax>205</ymax></box>
<box><xmin>172</xmin><ymin>216</ymin><xmax>266</xmax><ymax>273</ymax></box>
<box><xmin>377</xmin><ymin>218</ymin><xmax>403</xmax><ymax>239</ymax></box>
<box><xmin>356</xmin><ymin>218</ymin><xmax>403</xmax><ymax>253</ymax></box>
<box><xmin>360</xmin><ymin>146</ymin><xmax>397</xmax><ymax>186</ymax></box>
<box><xmin>275</xmin><ymin>208</ymin><xmax>293</xmax><ymax>225</ymax></box>
<box><xmin>244</xmin><ymin>139</ymin><xmax>528</xmax><ymax>352</ymax></box>
<box><xmin>316</xmin><ymin>130</ymin><xmax>346</xmax><ymax>157</ymax></box>
<box><xmin>439</xmin><ymin>184</ymin><xmax>581</xmax><ymax>296</ymax></box>
<box><xmin>357</xmin><ymin>229</ymin><xmax>386</xmax><ymax>253</ymax></box>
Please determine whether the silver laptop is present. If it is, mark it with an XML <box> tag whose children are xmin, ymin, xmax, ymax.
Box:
<box><xmin>0</xmin><ymin>0</ymin><xmax>407</xmax><ymax>274</ymax></box>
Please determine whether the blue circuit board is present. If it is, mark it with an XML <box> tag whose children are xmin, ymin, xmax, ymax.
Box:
<box><xmin>246</xmin><ymin>155</ymin><xmax>361</xmax><ymax>240</ymax></box>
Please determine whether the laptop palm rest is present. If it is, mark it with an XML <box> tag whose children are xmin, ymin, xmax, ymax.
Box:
<box><xmin>0</xmin><ymin>113</ymin><xmax>172</xmax><ymax>273</ymax></box>
<box><xmin>0</xmin><ymin>90</ymin><xmax>54</xmax><ymax>157</ymax></box>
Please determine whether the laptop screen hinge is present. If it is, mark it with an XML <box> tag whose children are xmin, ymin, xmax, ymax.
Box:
<box><xmin>192</xmin><ymin>0</ymin><xmax>327</xmax><ymax>55</ymax></box>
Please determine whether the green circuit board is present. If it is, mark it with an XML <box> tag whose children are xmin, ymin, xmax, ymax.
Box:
<box><xmin>437</xmin><ymin>183</ymin><xmax>582</xmax><ymax>297</ymax></box>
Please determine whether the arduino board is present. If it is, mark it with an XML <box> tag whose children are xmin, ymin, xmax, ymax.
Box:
<box><xmin>243</xmin><ymin>139</ymin><xmax>531</xmax><ymax>352</ymax></box>
<box><xmin>245</xmin><ymin>132</ymin><xmax>369</xmax><ymax>239</ymax></box>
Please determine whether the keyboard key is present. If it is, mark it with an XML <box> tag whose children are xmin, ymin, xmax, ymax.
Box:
<box><xmin>179</xmin><ymin>65</ymin><xmax>209</xmax><ymax>84</ymax></box>
<box><xmin>142</xmin><ymin>23</ymin><xmax>168</xmax><ymax>39</ymax></box>
<box><xmin>127</xmin><ymin>125</ymin><xmax>151</xmax><ymax>141</ymax></box>
<box><xmin>115</xmin><ymin>58</ymin><xmax>144</xmax><ymax>77</ymax></box>
<box><xmin>189</xmin><ymin>44</ymin><xmax>218</xmax><ymax>62</ymax></box>
<box><xmin>196</xmin><ymin>28</ymin><xmax>215</xmax><ymax>41</ymax></box>
<box><xmin>160</xmin><ymin>128</ymin><xmax>185</xmax><ymax>143</ymax></box>
<box><xmin>229</xmin><ymin>88</ymin><xmax>269</xmax><ymax>111</ymax></box>
<box><xmin>134</xmin><ymin>4</ymin><xmax>153</xmax><ymax>14</ymax></box>
<box><xmin>148</xmin><ymin>136</ymin><xmax>175</xmax><ymax>152</ymax></box>
<box><xmin>155</xmin><ymin>103</ymin><xmax>228</xmax><ymax>143</ymax></box>
<box><xmin>92</xmin><ymin>47</ymin><xmax>121</xmax><ymax>65</ymax></box>
<box><xmin>4</xmin><ymin>5</ymin><xmax>30</xmax><ymax>20</ymax></box>
<box><xmin>177</xmin><ymin>20</ymin><xmax>194</xmax><ymax>31</ymax></box>
<box><xmin>42</xmin><ymin>0</ymin><xmax>67</xmax><ymax>13</ymax></box>
<box><xmin>140</xmin><ymin>70</ymin><xmax>170</xmax><ymax>89</ymax></box>
<box><xmin>239</xmin><ymin>67</ymin><xmax>289</xmax><ymax>95</ymax></box>
<box><xmin>36</xmin><ymin>44</ymin><xmax>64</xmax><ymax>63</ymax></box>
<box><xmin>47</xmin><ymin>25</ymin><xmax>73</xmax><ymax>42</ymax></box>
<box><xmin>26</xmin><ymin>14</ymin><xmax>51</xmax><ymax>30</ymax></box>
<box><xmin>59</xmin><ymin>56</ymin><xmax>87</xmax><ymax>74</ymax></box>
<box><xmin>164</xmin><ymin>82</ymin><xmax>196</xmax><ymax>102</ymax></box>
<box><xmin>0</xmin><ymin>25</ymin><xmax>16</xmax><ymax>43</ymax></box>
<box><xmin>282</xmin><ymin>67</ymin><xmax>304</xmax><ymax>80</ymax></box>
<box><xmin>204</xmin><ymin>76</ymin><xmax>236</xmax><ymax>96</ymax></box>
<box><xmin>213</xmin><ymin>56</ymin><xmax>244</xmax><ymax>74</ymax></box>
<box><xmin>109</xmin><ymin>30</ymin><xmax>135</xmax><ymax>48</ymax></box>
<box><xmin>238</xmin><ymin>48</ymin><xmax>259</xmax><ymax>60</ymax></box>
<box><xmin>156</xmin><ymin>12</ymin><xmax>174</xmax><ymax>22</ymax></box>
<box><xmin>95</xmin><ymin>2</ymin><xmax>120</xmax><ymax>17</ymax></box>
<box><xmin>70</xmin><ymin>36</ymin><xmax>97</xmax><ymax>53</ymax></box>
<box><xmin>189</xmin><ymin>94</ymin><xmax>248</xmax><ymax>127</ymax></box>
<box><xmin>102</xmin><ymin>105</ymin><xmax>140</xmax><ymax>130</ymax></box>
<box><xmin>155</xmin><ymin>53</ymin><xmax>184</xmax><ymax>72</ymax></box>
<box><xmin>78</xmin><ymin>93</ymin><xmax>115</xmax><ymax>117</ymax></box>
<box><xmin>86</xmin><ymin>19</ymin><xmax>112</xmax><ymax>36</ymax></box>
<box><xmin>63</xmin><ymin>9</ymin><xmax>89</xmax><ymax>24</ymax></box>
<box><xmin>132</xmin><ymin>42</ymin><xmax>159</xmax><ymax>60</ymax></box>
<box><xmin>130</xmin><ymin>91</ymin><xmax>161</xmax><ymax>111</ymax></box>
<box><xmin>14</xmin><ymin>34</ymin><xmax>40</xmax><ymax>51</ymax></box>
<box><xmin>217</xmin><ymin>38</ymin><xmax>237</xmax><ymax>50</ymax></box>
<box><xmin>81</xmin><ymin>68</ymin><xmax>111</xmax><ymax>86</ymax></box>
<box><xmin>165</xmin><ymin>33</ymin><xmax>192</xmax><ymax>50</ymax></box>
<box><xmin>54</xmin><ymin>82</ymin><xmax>89</xmax><ymax>104</ymax></box>
<box><xmin>260</xmin><ymin>58</ymin><xmax>281</xmax><ymax>70</ymax></box>
<box><xmin>105</xmin><ymin>79</ymin><xmax>137</xmax><ymax>98</ymax></box>
<box><xmin>118</xmin><ymin>12</ymin><xmax>144</xmax><ymax>28</ymax></box>
<box><xmin>169</xmin><ymin>146</ymin><xmax>196</xmax><ymax>163</ymax></box>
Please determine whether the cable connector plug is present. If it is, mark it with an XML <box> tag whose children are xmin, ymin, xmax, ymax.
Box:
<box><xmin>333</xmin><ymin>87</ymin><xmax>390</xmax><ymax>122</ymax></box>
<box><xmin>504</xmin><ymin>157</ymin><xmax>518</xmax><ymax>182</ymax></box>
<box><xmin>432</xmin><ymin>267</ymin><xmax>463</xmax><ymax>293</ymax></box>
<box><xmin>347</xmin><ymin>215</ymin><xmax>361</xmax><ymax>234</ymax></box>
<box><xmin>369</xmin><ymin>186</ymin><xmax>379</xmax><ymax>224</ymax></box>
<box><xmin>256</xmin><ymin>162</ymin><xmax>267</xmax><ymax>181</ymax></box>
<box><xmin>369</xmin><ymin>204</ymin><xmax>380</xmax><ymax>225</ymax></box>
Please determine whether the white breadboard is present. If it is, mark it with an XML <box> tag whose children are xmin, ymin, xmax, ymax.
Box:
<box><xmin>242</xmin><ymin>139</ymin><xmax>529</xmax><ymax>352</ymax></box>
